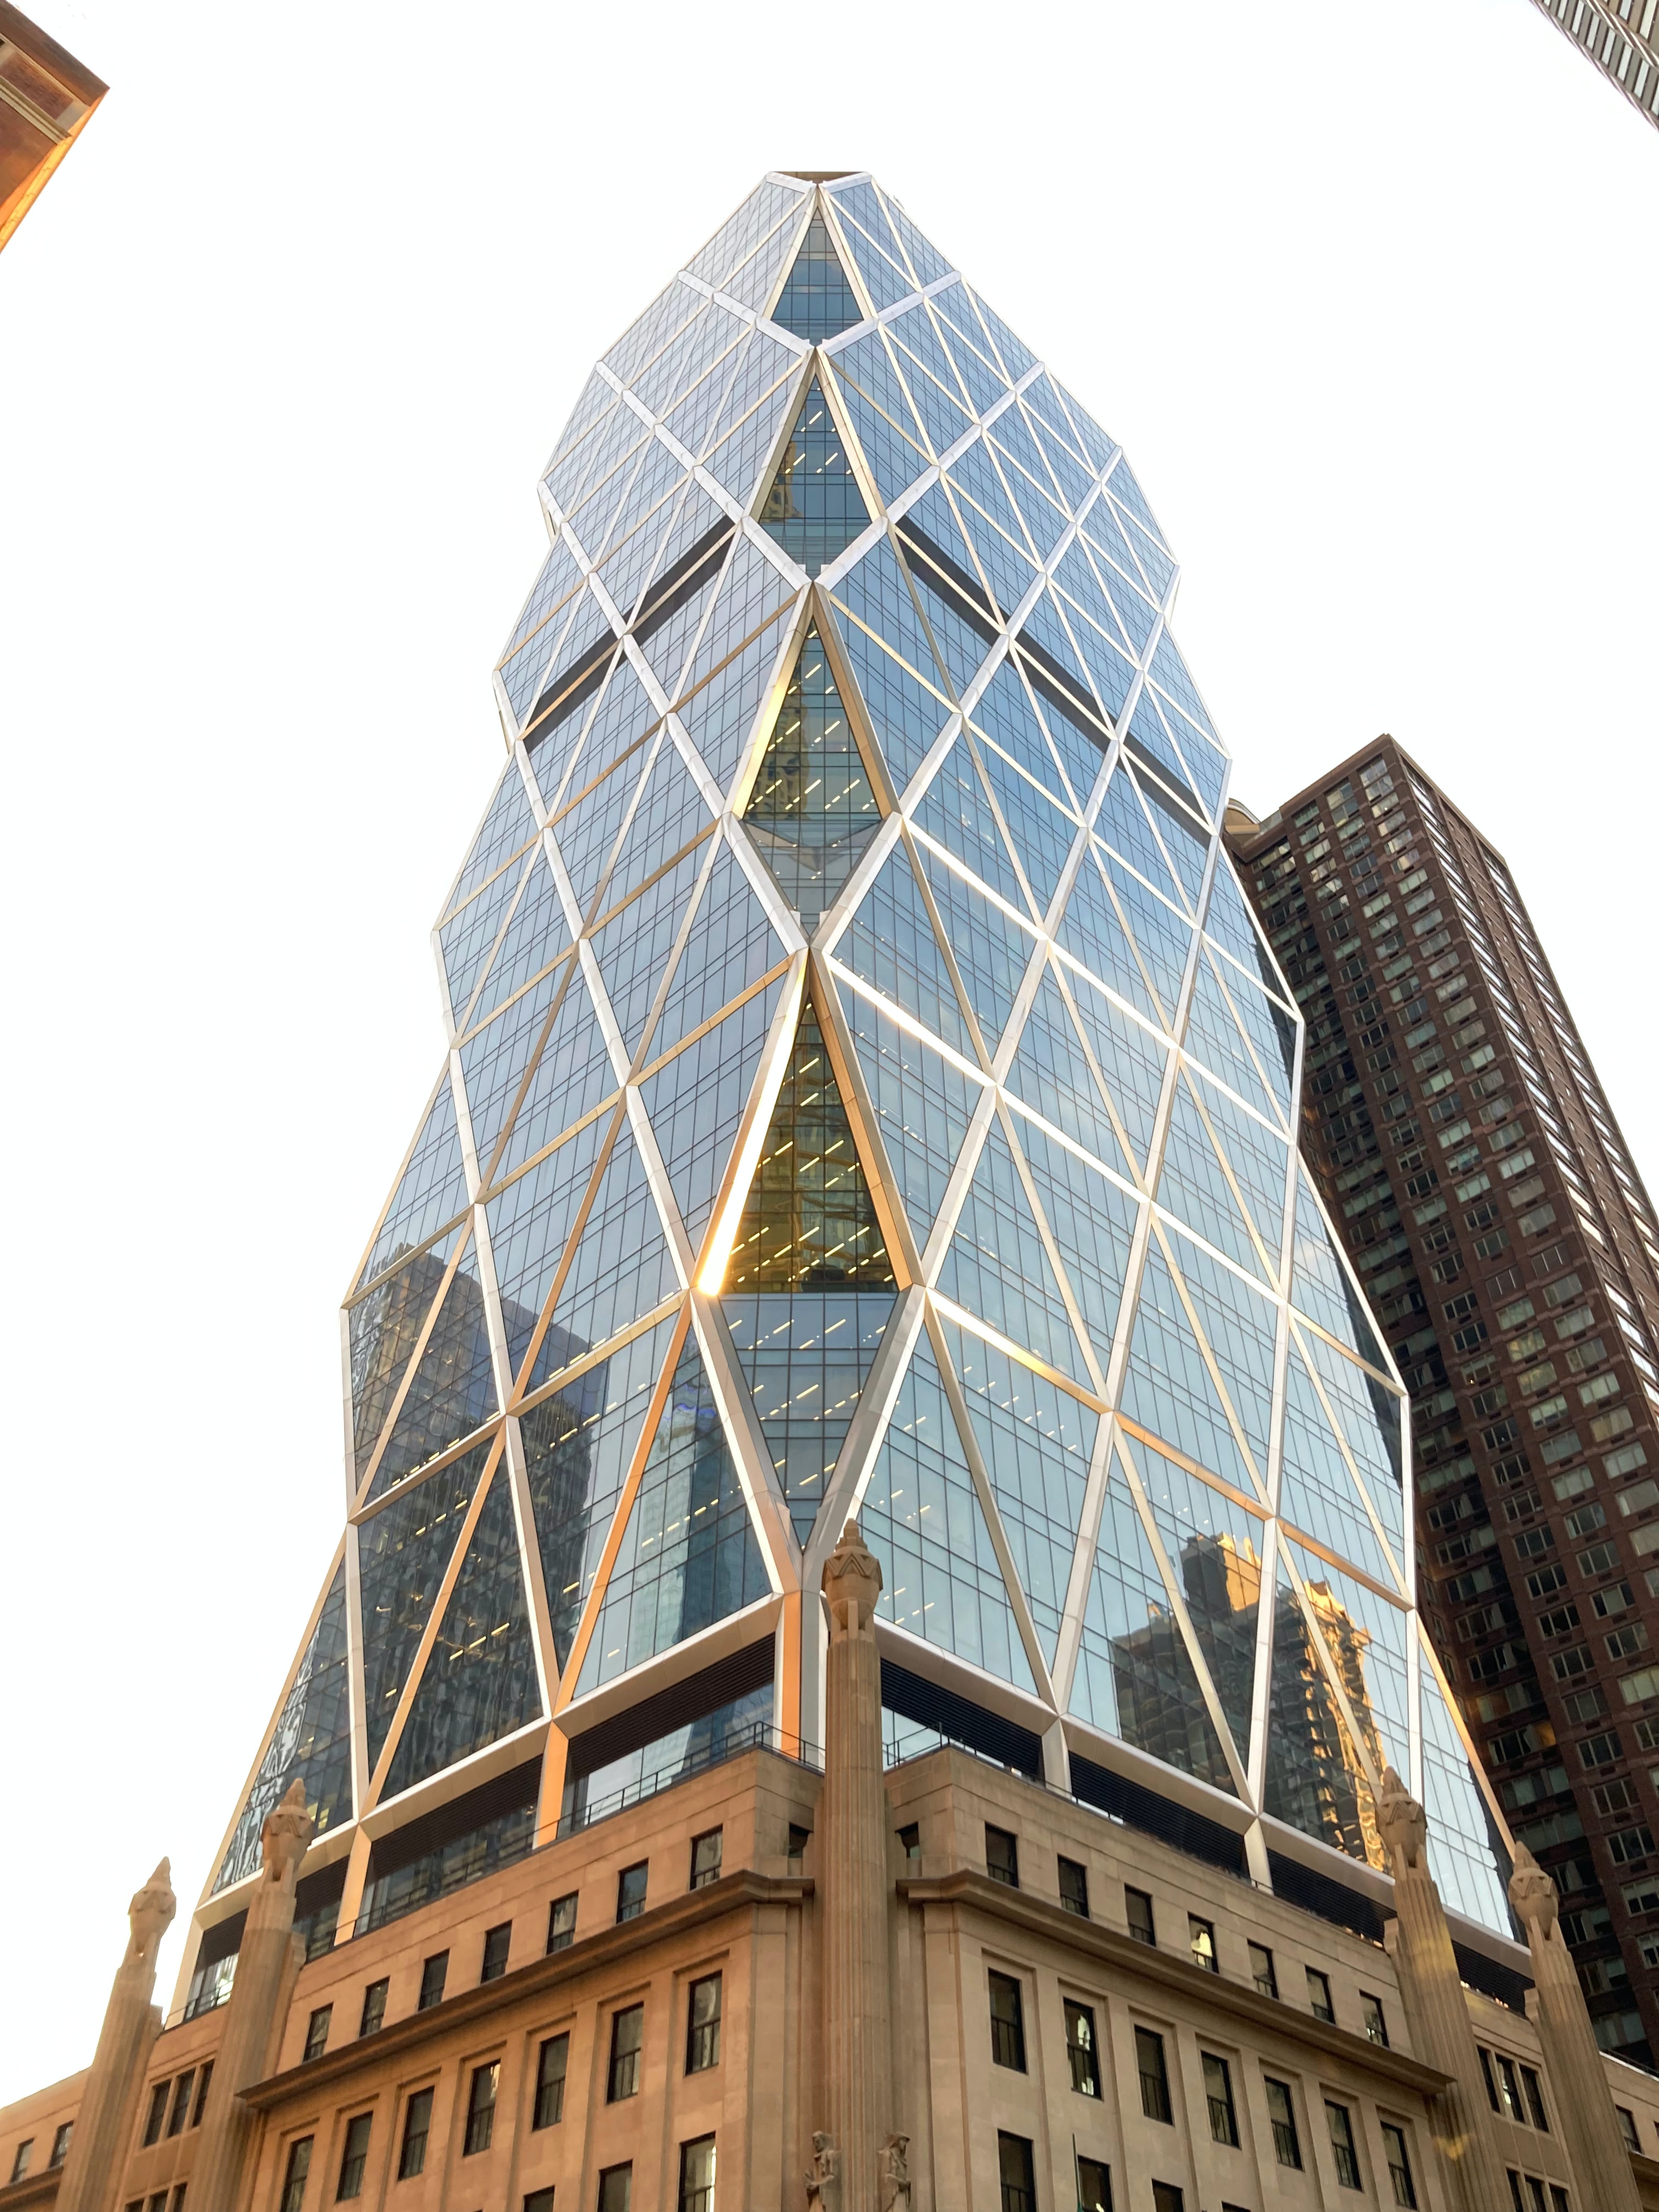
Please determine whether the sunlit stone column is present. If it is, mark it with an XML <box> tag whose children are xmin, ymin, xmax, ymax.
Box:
<box><xmin>55</xmin><ymin>1859</ymin><xmax>176</xmax><ymax>2212</ymax></box>
<box><xmin>190</xmin><ymin>1780</ymin><xmax>312</xmax><ymax>2209</ymax></box>
<box><xmin>1509</xmin><ymin>1843</ymin><xmax>1641</xmax><ymax>2212</ymax></box>
<box><xmin>1377</xmin><ymin>1768</ymin><xmax>1510</xmax><ymax>2212</ymax></box>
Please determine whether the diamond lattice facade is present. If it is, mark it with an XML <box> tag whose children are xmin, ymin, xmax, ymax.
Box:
<box><xmin>185</xmin><ymin>172</ymin><xmax>1518</xmax><ymax>2014</ymax></box>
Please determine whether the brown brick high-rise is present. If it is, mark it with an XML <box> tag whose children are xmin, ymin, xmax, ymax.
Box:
<box><xmin>1228</xmin><ymin>738</ymin><xmax>1659</xmax><ymax>2066</ymax></box>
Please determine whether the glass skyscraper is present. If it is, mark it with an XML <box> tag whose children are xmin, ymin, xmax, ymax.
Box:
<box><xmin>196</xmin><ymin>173</ymin><xmax>1514</xmax><ymax>1992</ymax></box>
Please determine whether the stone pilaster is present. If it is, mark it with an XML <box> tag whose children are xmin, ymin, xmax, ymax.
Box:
<box><xmin>1509</xmin><ymin>1844</ymin><xmax>1641</xmax><ymax>2212</ymax></box>
<box><xmin>55</xmin><ymin>1860</ymin><xmax>176</xmax><ymax>2212</ymax></box>
<box><xmin>817</xmin><ymin>1520</ymin><xmax>891</xmax><ymax>2212</ymax></box>
<box><xmin>189</xmin><ymin>1780</ymin><xmax>313</xmax><ymax>2210</ymax></box>
<box><xmin>1376</xmin><ymin>1768</ymin><xmax>1510</xmax><ymax>2212</ymax></box>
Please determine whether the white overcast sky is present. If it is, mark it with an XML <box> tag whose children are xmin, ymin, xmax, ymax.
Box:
<box><xmin>2</xmin><ymin>0</ymin><xmax>1653</xmax><ymax>2104</ymax></box>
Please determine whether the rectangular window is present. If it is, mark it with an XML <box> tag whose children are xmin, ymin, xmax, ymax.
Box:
<box><xmin>481</xmin><ymin>1923</ymin><xmax>511</xmax><ymax>1983</ymax></box>
<box><xmin>548</xmin><ymin>1892</ymin><xmax>578</xmax><ymax>1953</ymax></box>
<box><xmin>1152</xmin><ymin>2186</ymin><xmax>1184</xmax><ymax>2212</ymax></box>
<box><xmin>1059</xmin><ymin>1856</ymin><xmax>1090</xmax><ymax>1917</ymax></box>
<box><xmin>609</xmin><ymin>2004</ymin><xmax>645</xmax><ymax>2101</ymax></box>
<box><xmin>144</xmin><ymin>2084</ymin><xmax>168</xmax><ymax>2147</ymax></box>
<box><xmin>398</xmin><ymin>2090</ymin><xmax>433</xmax><ymax>2181</ymax></box>
<box><xmin>1497</xmin><ymin>2054</ymin><xmax>1525</xmax><ymax>2121</ymax></box>
<box><xmin>1189</xmin><ymin>1916</ymin><xmax>1218</xmax><ymax>1973</ymax></box>
<box><xmin>8</xmin><ymin>2146</ymin><xmax>33</xmax><ymax>2185</ymax></box>
<box><xmin>49</xmin><ymin>2125</ymin><xmax>72</xmax><ymax>2170</ymax></box>
<box><xmin>1136</xmin><ymin>2026</ymin><xmax>1172</xmax><ymax>2123</ymax></box>
<box><xmin>359</xmin><ymin>1980</ymin><xmax>388</xmax><ymax>2038</ymax></box>
<box><xmin>617</xmin><ymin>1863</ymin><xmax>648</xmax><ymax>1922</ymax></box>
<box><xmin>1617</xmin><ymin>2107</ymin><xmax>1640</xmax><ymax>2151</ymax></box>
<box><xmin>1249</xmin><ymin>1940</ymin><xmax>1278</xmax><ymax>1997</ymax></box>
<box><xmin>687</xmin><ymin>1972</ymin><xmax>723</xmax><ymax>2072</ymax></box>
<box><xmin>998</xmin><ymin>2133</ymin><xmax>1037</xmax><ymax>2212</ymax></box>
<box><xmin>1065</xmin><ymin>1999</ymin><xmax>1101</xmax><ymax>2097</ymax></box>
<box><xmin>336</xmin><ymin>2113</ymin><xmax>373</xmax><ymax>2201</ymax></box>
<box><xmin>679</xmin><ymin>2135</ymin><xmax>716</xmax><ymax>2212</ymax></box>
<box><xmin>986</xmin><ymin>1825</ymin><xmax>1019</xmax><ymax>1887</ymax></box>
<box><xmin>280</xmin><ymin>2137</ymin><xmax>312</xmax><ymax>2212</ymax></box>
<box><xmin>598</xmin><ymin>2167</ymin><xmax>631</xmax><ymax>2212</ymax></box>
<box><xmin>690</xmin><ymin>1829</ymin><xmax>724</xmax><ymax>1889</ymax></box>
<box><xmin>1266</xmin><ymin>2077</ymin><xmax>1302</xmax><ymax>2168</ymax></box>
<box><xmin>1327</xmin><ymin>2101</ymin><xmax>1362</xmax><ymax>2190</ymax></box>
<box><xmin>1126</xmin><ymin>1887</ymin><xmax>1156</xmax><ymax>1945</ymax></box>
<box><xmin>1203</xmin><ymin>2052</ymin><xmax>1239</xmax><ymax>2146</ymax></box>
<box><xmin>167</xmin><ymin>2070</ymin><xmax>196</xmax><ymax>2137</ymax></box>
<box><xmin>790</xmin><ymin>1823</ymin><xmax>812</xmax><ymax>1862</ymax></box>
<box><xmin>192</xmin><ymin>2062</ymin><xmax>212</xmax><ymax>2127</ymax></box>
<box><xmin>525</xmin><ymin>2193</ymin><xmax>554</xmax><ymax>2212</ymax></box>
<box><xmin>896</xmin><ymin>1822</ymin><xmax>919</xmax><ymax>1862</ymax></box>
<box><xmin>418</xmin><ymin>1953</ymin><xmax>448</xmax><ymax>2011</ymax></box>
<box><xmin>1076</xmin><ymin>2157</ymin><xmax>1112</xmax><ymax>2212</ymax></box>
<box><xmin>1519</xmin><ymin>2067</ymin><xmax>1548</xmax><ymax>2130</ymax></box>
<box><xmin>303</xmin><ymin>2006</ymin><xmax>332</xmax><ymax>2061</ymax></box>
<box><xmin>989</xmin><ymin>1972</ymin><xmax>1026</xmax><ymax>2071</ymax></box>
<box><xmin>1382</xmin><ymin>2123</ymin><xmax>1418</xmax><ymax>2209</ymax></box>
<box><xmin>534</xmin><ymin>2033</ymin><xmax>569</xmax><ymax>2128</ymax></box>
<box><xmin>1362</xmin><ymin>1992</ymin><xmax>1389</xmax><ymax>2046</ymax></box>
<box><xmin>1307</xmin><ymin>1966</ymin><xmax>1335</xmax><ymax>2021</ymax></box>
<box><xmin>464</xmin><ymin>2062</ymin><xmax>499</xmax><ymax>2156</ymax></box>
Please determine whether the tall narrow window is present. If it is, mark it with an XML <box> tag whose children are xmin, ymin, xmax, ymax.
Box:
<box><xmin>986</xmin><ymin>1826</ymin><xmax>1020</xmax><ymax>1888</ymax></box>
<box><xmin>547</xmin><ymin>1892</ymin><xmax>578</xmax><ymax>1952</ymax></box>
<box><xmin>398</xmin><ymin>2090</ymin><xmax>433</xmax><ymax>2181</ymax></box>
<box><xmin>687</xmin><ymin>1973</ymin><xmax>723</xmax><ymax>2072</ymax></box>
<box><xmin>534</xmin><ymin>2033</ymin><xmax>569</xmax><ymax>2128</ymax></box>
<box><xmin>1136</xmin><ymin>2027</ymin><xmax>1172</xmax><ymax>2123</ymax></box>
<box><xmin>598</xmin><ymin>2165</ymin><xmax>632</xmax><ymax>2212</ymax></box>
<box><xmin>304</xmin><ymin>2007</ymin><xmax>332</xmax><ymax>2061</ymax></box>
<box><xmin>191</xmin><ymin>2063</ymin><xmax>212</xmax><ymax>2126</ymax></box>
<box><xmin>336</xmin><ymin>2114</ymin><xmax>373</xmax><ymax>2201</ymax></box>
<box><xmin>989</xmin><ymin>1973</ymin><xmax>1026</xmax><ymax>2071</ymax></box>
<box><xmin>1266</xmin><ymin>2078</ymin><xmax>1302</xmax><ymax>2168</ymax></box>
<box><xmin>690</xmin><ymin>1830</ymin><xmax>724</xmax><ymax>1889</ymax></box>
<box><xmin>280</xmin><ymin>2137</ymin><xmax>313</xmax><ymax>2212</ymax></box>
<box><xmin>896</xmin><ymin>1824</ymin><xmax>919</xmax><ymax>1863</ymax></box>
<box><xmin>464</xmin><ymin>2062</ymin><xmax>499</xmax><ymax>2156</ymax></box>
<box><xmin>1307</xmin><ymin>1966</ymin><xmax>1334</xmax><ymax>2022</ymax></box>
<box><xmin>359</xmin><ymin>1980</ymin><xmax>388</xmax><ymax>2037</ymax></box>
<box><xmin>1250</xmin><ymin>1942</ymin><xmax>1278</xmax><ymax>1997</ymax></box>
<box><xmin>1327</xmin><ymin>2101</ymin><xmax>1362</xmax><ymax>2190</ymax></box>
<box><xmin>1065</xmin><ymin>2000</ymin><xmax>1101</xmax><ymax>2096</ymax></box>
<box><xmin>1496</xmin><ymin>2055</ymin><xmax>1525</xmax><ymax>2123</ymax></box>
<box><xmin>679</xmin><ymin>2135</ymin><xmax>716</xmax><ymax>2212</ymax></box>
<box><xmin>8</xmin><ymin>2146</ymin><xmax>32</xmax><ymax>2184</ymax></box>
<box><xmin>1519</xmin><ymin>2068</ymin><xmax>1548</xmax><ymax>2131</ymax></box>
<box><xmin>1362</xmin><ymin>1993</ymin><xmax>1389</xmax><ymax>2046</ymax></box>
<box><xmin>481</xmin><ymin>1923</ymin><xmax>511</xmax><ymax>1982</ymax></box>
<box><xmin>1126</xmin><ymin>1888</ymin><xmax>1156</xmax><ymax>1945</ymax></box>
<box><xmin>617</xmin><ymin>1863</ymin><xmax>648</xmax><ymax>1922</ymax></box>
<box><xmin>1059</xmin><ymin>1857</ymin><xmax>1090</xmax><ymax>1917</ymax></box>
<box><xmin>143</xmin><ymin>2083</ymin><xmax>169</xmax><ymax>2145</ymax></box>
<box><xmin>418</xmin><ymin>1954</ymin><xmax>448</xmax><ymax>2010</ymax></box>
<box><xmin>1381</xmin><ymin>2122</ymin><xmax>1418</xmax><ymax>2209</ymax></box>
<box><xmin>167</xmin><ymin>2072</ymin><xmax>196</xmax><ymax>2137</ymax></box>
<box><xmin>1189</xmin><ymin>1917</ymin><xmax>1217</xmax><ymax>1974</ymax></box>
<box><xmin>1203</xmin><ymin>2053</ymin><xmax>1239</xmax><ymax>2147</ymax></box>
<box><xmin>49</xmin><ymin>2127</ymin><xmax>72</xmax><ymax>2170</ymax></box>
<box><xmin>1076</xmin><ymin>2158</ymin><xmax>1113</xmax><ymax>2212</ymax></box>
<box><xmin>998</xmin><ymin>2134</ymin><xmax>1037</xmax><ymax>2212</ymax></box>
<box><xmin>610</xmin><ymin>2005</ymin><xmax>645</xmax><ymax>2101</ymax></box>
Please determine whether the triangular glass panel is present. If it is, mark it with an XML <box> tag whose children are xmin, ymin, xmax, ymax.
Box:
<box><xmin>1277</xmin><ymin>1344</ymin><xmax>1401</xmax><ymax>1592</ymax></box>
<box><xmin>888</xmin><ymin>340</ymin><xmax>972</xmax><ymax>459</ymax></box>
<box><xmin>706</xmin><ymin>370</ymin><xmax>801</xmax><ymax>508</ymax></box>
<box><xmin>1069</xmin><ymin>1463</ymin><xmax>1235</xmax><ymax>1793</ymax></box>
<box><xmin>1184</xmin><ymin>951</ymin><xmax>1282</xmax><ymax>1124</ymax></box>
<box><xmin>459</xmin><ymin>961</ymin><xmax>565</xmax><ymax>1185</ymax></box>
<box><xmin>901</xmin><ymin>538</ymin><xmax>997</xmax><ymax>700</ymax></box>
<box><xmin>830</xmin><ymin>329</ymin><xmax>929</xmax><ymax>453</ymax></box>
<box><xmin>826</xmin><ymin>365</ymin><xmax>930</xmax><ymax>509</ymax></box>
<box><xmin>440</xmin><ymin>851</ymin><xmax>534</xmax><ymax>1029</ymax></box>
<box><xmin>1104</xmin><ymin>854</ymin><xmax>1193</xmax><ymax>1030</ymax></box>
<box><xmin>552</xmin><ymin>741</ymin><xmax>658</xmax><ymax>921</ymax></box>
<box><xmin>466</xmin><ymin>848</ymin><xmax>572</xmax><ymax>1032</ymax></box>
<box><xmin>1285</xmin><ymin>1539</ymin><xmax>1410</xmax><ymax>1781</ymax></box>
<box><xmin>888</xmin><ymin>309</ymin><xmax>970</xmax><ymax>420</ymax></box>
<box><xmin>914</xmin><ymin>845</ymin><xmax>1037</xmax><ymax>1056</ymax></box>
<box><xmin>1095</xmin><ymin>765</ymin><xmax>1183</xmax><ymax>904</ymax></box>
<box><xmin>597</xmin><ymin>740</ymin><xmax>709</xmax><ymax>922</ymax></box>
<box><xmin>1064</xmin><ymin>967</ymin><xmax>1169</xmax><ymax>1174</ymax></box>
<box><xmin>212</xmin><ymin>1562</ymin><xmax>352</xmax><ymax>1890</ymax></box>
<box><xmin>831</xmin><ymin>533</ymin><xmax>950</xmax><ymax>699</ymax></box>
<box><xmin>530</xmin><ymin>1121</ymin><xmax>679</xmax><ymax>1395</ymax></box>
<box><xmin>829</xmin><ymin>608</ymin><xmax>952</xmax><ymax>794</ymax></box>
<box><xmin>357</xmin><ymin>1075</ymin><xmax>471</xmax><ymax>1292</ymax></box>
<box><xmin>771</xmin><ymin>215</ymin><xmax>861</xmax><ymax>342</ymax></box>
<box><xmin>575</xmin><ymin>1334</ymin><xmax>771</xmax><ymax>1692</ymax></box>
<box><xmin>1161</xmin><ymin>1229</ymin><xmax>1278</xmax><ymax>1482</ymax></box>
<box><xmin>350</xmin><ymin>1224</ymin><xmax>466</xmax><ymax>1484</ymax></box>
<box><xmin>1218</xmin><ymin>959</ymin><xmax>1297</xmax><ymax>1120</ymax></box>
<box><xmin>828</xmin><ymin>204</ymin><xmax>911</xmax><ymax>313</ymax></box>
<box><xmin>492</xmin><ymin>964</ymin><xmax>617</xmax><ymax>1188</ymax></box>
<box><xmin>369</xmin><ymin>1237</ymin><xmax>498</xmax><ymax>1494</ymax></box>
<box><xmin>741</xmin><ymin>622</ymin><xmax>881</xmax><ymax>919</ymax></box>
<box><xmin>1125</xmin><ymin>1434</ymin><xmax>1267</xmax><ymax>1764</ymax></box>
<box><xmin>1188</xmin><ymin>1070</ymin><xmax>1288</xmax><ymax>1272</ymax></box>
<box><xmin>564</xmin><ymin>654</ymin><xmax>659</xmax><ymax>801</ymax></box>
<box><xmin>937</xmin><ymin>1118</ymin><xmax>1090</xmax><ymax>1386</ymax></box>
<box><xmin>931</xmin><ymin>314</ymin><xmax>1005</xmax><ymax>418</ymax></box>
<box><xmin>648</xmin><ymin>843</ymin><xmax>786</xmax><ymax>1065</ymax></box>
<box><xmin>1002</xmin><ymin>962</ymin><xmax>1132</xmax><ymax>1181</ymax></box>
<box><xmin>678</xmin><ymin>606</ymin><xmax>793</xmax><ymax>796</ymax></box>
<box><xmin>1299</xmin><ymin>1325</ymin><xmax>1405</xmax><ymax>1555</ymax></box>
<box><xmin>989</xmin><ymin>414</ymin><xmax>1069</xmax><ymax>556</ymax></box>
<box><xmin>358</xmin><ymin>1438</ymin><xmax>493</xmax><ymax>1769</ymax></box>
<box><xmin>486</xmin><ymin>1109</ymin><xmax>613</xmax><ymax>1378</ymax></box>
<box><xmin>938</xmin><ymin>490</ymin><xmax>1037</xmax><ymax>630</ymax></box>
<box><xmin>637</xmin><ymin>977</ymin><xmax>785</xmax><ymax>1250</ymax></box>
<box><xmin>1054</xmin><ymin>850</ymin><xmax>1161</xmax><ymax>1029</ymax></box>
<box><xmin>1009</xmin><ymin>1114</ymin><xmax>1138</xmax><ymax>1365</ymax></box>
<box><xmin>1203</xmin><ymin>854</ymin><xmax>1278</xmax><ymax>981</ymax></box>
<box><xmin>521</xmin><ymin>1313</ymin><xmax>680</xmax><ymax>1670</ymax></box>
<box><xmin>446</xmin><ymin>765</ymin><xmax>540</xmax><ymax>917</ymax></box>
<box><xmin>1155</xmin><ymin>1074</ymin><xmax>1269</xmax><ymax>1283</ymax></box>
<box><xmin>1289</xmin><ymin>1167</ymin><xmax>1385</xmax><ymax>1369</ymax></box>
<box><xmin>843</xmin><ymin>990</ymin><xmax>980</xmax><ymax>1254</ymax></box>
<box><xmin>1053</xmin><ymin>541</ymin><xmax>1133</xmax><ymax>656</ymax></box>
<box><xmin>1418</xmin><ymin>1651</ymin><xmax>1513</xmax><ymax>1933</ymax></box>
<box><xmin>590</xmin><ymin>842</ymin><xmax>707</xmax><ymax>1054</ymax></box>
<box><xmin>1120</xmin><ymin>1242</ymin><xmax>1256</xmax><ymax>1497</ymax></box>
<box><xmin>383</xmin><ymin>1469</ymin><xmax>541</xmax><ymax>1797</ymax></box>
<box><xmin>691</xmin><ymin>180</ymin><xmax>805</xmax><ymax>292</ymax></box>
<box><xmin>837</xmin><ymin>839</ymin><xmax>972</xmax><ymax>1058</ymax></box>
<box><xmin>971</xmin><ymin>661</ymin><xmax>1069</xmax><ymax>806</ymax></box>
<box><xmin>1128</xmin><ymin>688</ymin><xmax>1200</xmax><ymax>805</ymax></box>
<box><xmin>1262</xmin><ymin>1556</ymin><xmax>1381</xmax><ymax>1865</ymax></box>
<box><xmin>973</xmin><ymin>741</ymin><xmax>1076</xmax><ymax>918</ymax></box>
<box><xmin>759</xmin><ymin>377</ymin><xmax>871</xmax><ymax>577</ymax></box>
<box><xmin>912</xmin><ymin>736</ymin><xmax>1027</xmax><ymax>911</ymax></box>
<box><xmin>1024</xmin><ymin>394</ymin><xmax>1096</xmax><ymax>511</ymax></box>
<box><xmin>727</xmin><ymin>1294</ymin><xmax>893</xmax><ymax>1541</ymax></box>
<box><xmin>859</xmin><ymin>1330</ymin><xmax>1035</xmax><ymax>1691</ymax></box>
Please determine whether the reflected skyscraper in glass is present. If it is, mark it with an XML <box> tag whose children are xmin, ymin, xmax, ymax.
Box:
<box><xmin>189</xmin><ymin>171</ymin><xmax>1515</xmax><ymax>2001</ymax></box>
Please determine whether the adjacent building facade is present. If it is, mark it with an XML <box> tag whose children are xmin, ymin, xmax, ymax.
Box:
<box><xmin>0</xmin><ymin>2</ymin><xmax>103</xmax><ymax>254</ymax></box>
<box><xmin>1228</xmin><ymin>741</ymin><xmax>1659</xmax><ymax>2066</ymax></box>
<box><xmin>4</xmin><ymin>176</ymin><xmax>1655</xmax><ymax>2212</ymax></box>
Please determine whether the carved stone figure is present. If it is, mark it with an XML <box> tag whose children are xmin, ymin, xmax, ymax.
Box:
<box><xmin>126</xmin><ymin>1858</ymin><xmax>176</xmax><ymax>1968</ymax></box>
<box><xmin>880</xmin><ymin>2132</ymin><xmax>912</xmax><ymax>2211</ymax></box>
<box><xmin>260</xmin><ymin>1777</ymin><xmax>313</xmax><ymax>1888</ymax></box>
<box><xmin>1375</xmin><ymin>1763</ymin><xmax>1426</xmax><ymax>1875</ymax></box>
<box><xmin>1508</xmin><ymin>1843</ymin><xmax>1561</xmax><ymax>1938</ymax></box>
<box><xmin>806</xmin><ymin>2130</ymin><xmax>842</xmax><ymax>2208</ymax></box>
